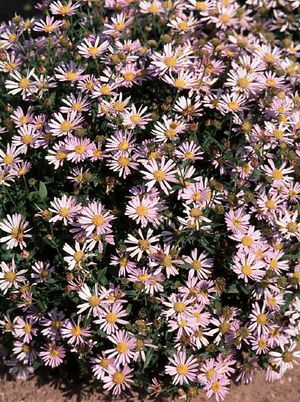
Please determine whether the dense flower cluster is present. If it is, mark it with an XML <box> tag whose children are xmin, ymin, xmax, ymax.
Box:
<box><xmin>0</xmin><ymin>0</ymin><xmax>300</xmax><ymax>400</ymax></box>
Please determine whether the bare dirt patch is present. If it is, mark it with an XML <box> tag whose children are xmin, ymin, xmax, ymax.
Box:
<box><xmin>0</xmin><ymin>364</ymin><xmax>299</xmax><ymax>402</ymax></box>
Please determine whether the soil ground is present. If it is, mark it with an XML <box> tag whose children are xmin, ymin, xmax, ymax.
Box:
<box><xmin>0</xmin><ymin>363</ymin><xmax>299</xmax><ymax>402</ymax></box>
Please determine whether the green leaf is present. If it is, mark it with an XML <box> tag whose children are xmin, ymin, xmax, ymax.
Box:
<box><xmin>39</xmin><ymin>181</ymin><xmax>47</xmax><ymax>199</ymax></box>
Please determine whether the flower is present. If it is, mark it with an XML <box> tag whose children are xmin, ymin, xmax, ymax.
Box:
<box><xmin>0</xmin><ymin>259</ymin><xmax>27</xmax><ymax>294</ymax></box>
<box><xmin>61</xmin><ymin>316</ymin><xmax>92</xmax><ymax>345</ymax></box>
<box><xmin>269</xmin><ymin>342</ymin><xmax>300</xmax><ymax>374</ymax></box>
<box><xmin>125</xmin><ymin>195</ymin><xmax>161</xmax><ymax>227</ymax></box>
<box><xmin>0</xmin><ymin>213</ymin><xmax>32</xmax><ymax>249</ymax></box>
<box><xmin>141</xmin><ymin>157</ymin><xmax>177</xmax><ymax>194</ymax></box>
<box><xmin>49</xmin><ymin>195</ymin><xmax>82</xmax><ymax>225</ymax></box>
<box><xmin>77</xmin><ymin>283</ymin><xmax>108</xmax><ymax>317</ymax></box>
<box><xmin>102</xmin><ymin>364</ymin><xmax>134</xmax><ymax>395</ymax></box>
<box><xmin>78</xmin><ymin>36</ymin><xmax>110</xmax><ymax>58</ymax></box>
<box><xmin>165</xmin><ymin>350</ymin><xmax>199</xmax><ymax>385</ymax></box>
<box><xmin>5</xmin><ymin>69</ymin><xmax>38</xmax><ymax>99</ymax></box>
<box><xmin>106</xmin><ymin>329</ymin><xmax>136</xmax><ymax>366</ymax></box>
<box><xmin>125</xmin><ymin>228</ymin><xmax>160</xmax><ymax>261</ymax></box>
<box><xmin>63</xmin><ymin>241</ymin><xmax>95</xmax><ymax>270</ymax></box>
<box><xmin>94</xmin><ymin>302</ymin><xmax>129</xmax><ymax>334</ymax></box>
<box><xmin>77</xmin><ymin>201</ymin><xmax>115</xmax><ymax>236</ymax></box>
<box><xmin>40</xmin><ymin>344</ymin><xmax>66</xmax><ymax>367</ymax></box>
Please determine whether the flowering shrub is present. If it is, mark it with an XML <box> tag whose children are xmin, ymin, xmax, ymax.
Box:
<box><xmin>0</xmin><ymin>0</ymin><xmax>300</xmax><ymax>400</ymax></box>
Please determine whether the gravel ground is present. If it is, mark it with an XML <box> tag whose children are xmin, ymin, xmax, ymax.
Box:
<box><xmin>0</xmin><ymin>363</ymin><xmax>299</xmax><ymax>402</ymax></box>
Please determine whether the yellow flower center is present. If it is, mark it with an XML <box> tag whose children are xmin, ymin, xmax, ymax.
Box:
<box><xmin>22</xmin><ymin>344</ymin><xmax>30</xmax><ymax>353</ymax></box>
<box><xmin>163</xmin><ymin>255</ymin><xmax>172</xmax><ymax>267</ymax></box>
<box><xmin>176</xmin><ymin>363</ymin><xmax>188</xmax><ymax>375</ymax></box>
<box><xmin>273</xmin><ymin>129</ymin><xmax>283</xmax><ymax>140</ymax></box>
<box><xmin>19</xmin><ymin>78</ymin><xmax>30</xmax><ymax>89</ymax></box>
<box><xmin>228</xmin><ymin>101</ymin><xmax>239</xmax><ymax>110</ymax></box>
<box><xmin>264</xmin><ymin>53</ymin><xmax>276</xmax><ymax>63</ymax></box>
<box><xmin>149</xmin><ymin>4</ymin><xmax>159</xmax><ymax>13</ymax></box>
<box><xmin>59</xmin><ymin>6</ymin><xmax>71</xmax><ymax>14</ymax></box>
<box><xmin>138</xmin><ymin>273</ymin><xmax>149</xmax><ymax>282</ymax></box>
<box><xmin>113</xmin><ymin>372</ymin><xmax>125</xmax><ymax>384</ymax></box>
<box><xmin>44</xmin><ymin>24</ymin><xmax>54</xmax><ymax>32</ymax></box>
<box><xmin>266</xmin><ymin>78</ymin><xmax>277</xmax><ymax>87</ymax></box>
<box><xmin>174</xmin><ymin>301</ymin><xmax>186</xmax><ymax>312</ymax></box>
<box><xmin>114</xmin><ymin>101</ymin><xmax>125</xmax><ymax>111</ymax></box>
<box><xmin>123</xmin><ymin>71</ymin><xmax>135</xmax><ymax>81</ymax></box>
<box><xmin>50</xmin><ymin>348</ymin><xmax>60</xmax><ymax>357</ymax></box>
<box><xmin>120</xmin><ymin>257</ymin><xmax>127</xmax><ymax>266</ymax></box>
<box><xmin>268</xmin><ymin>297</ymin><xmax>277</xmax><ymax>306</ymax></box>
<box><xmin>59</xmin><ymin>207</ymin><xmax>69</xmax><ymax>217</ymax></box>
<box><xmin>206</xmin><ymin>368</ymin><xmax>217</xmax><ymax>379</ymax></box>
<box><xmin>60</xmin><ymin>121</ymin><xmax>73</xmax><ymax>132</ymax></box>
<box><xmin>265</xmin><ymin>199</ymin><xmax>275</xmax><ymax>209</ymax></box>
<box><xmin>10</xmin><ymin>55</ymin><xmax>20</xmax><ymax>69</ymax></box>
<box><xmin>241</xmin><ymin>235</ymin><xmax>253</xmax><ymax>247</ymax></box>
<box><xmin>88</xmin><ymin>295</ymin><xmax>100</xmax><ymax>307</ymax></box>
<box><xmin>130</xmin><ymin>114</ymin><xmax>141</xmax><ymax>123</ymax></box>
<box><xmin>114</xmin><ymin>22</ymin><xmax>125</xmax><ymax>31</ymax></box>
<box><xmin>219</xmin><ymin>13</ymin><xmax>230</xmax><ymax>23</ymax></box>
<box><xmin>19</xmin><ymin>116</ymin><xmax>29</xmax><ymax>124</ymax></box>
<box><xmin>138</xmin><ymin>240</ymin><xmax>149</xmax><ymax>250</ymax></box>
<box><xmin>92</xmin><ymin>214</ymin><xmax>105</xmax><ymax>226</ymax></box>
<box><xmin>269</xmin><ymin>259</ymin><xmax>278</xmax><ymax>270</ymax></box>
<box><xmin>211</xmin><ymin>381</ymin><xmax>221</xmax><ymax>392</ymax></box>
<box><xmin>165</xmin><ymin>128</ymin><xmax>176</xmax><ymax>139</ymax></box>
<box><xmin>118</xmin><ymin>156</ymin><xmax>129</xmax><ymax>167</ymax></box>
<box><xmin>11</xmin><ymin>228</ymin><xmax>24</xmax><ymax>241</ymax></box>
<box><xmin>237</xmin><ymin>77</ymin><xmax>249</xmax><ymax>88</ymax></box>
<box><xmin>71</xmin><ymin>326</ymin><xmax>82</xmax><ymax>336</ymax></box>
<box><xmin>22</xmin><ymin>134</ymin><xmax>33</xmax><ymax>144</ymax></box>
<box><xmin>118</xmin><ymin>140</ymin><xmax>129</xmax><ymax>151</ymax></box>
<box><xmin>242</xmin><ymin>265</ymin><xmax>252</xmax><ymax>276</ymax></box>
<box><xmin>65</xmin><ymin>71</ymin><xmax>78</xmax><ymax>81</ymax></box>
<box><xmin>4</xmin><ymin>271</ymin><xmax>16</xmax><ymax>282</ymax></box>
<box><xmin>3</xmin><ymin>155</ymin><xmax>14</xmax><ymax>165</ymax></box>
<box><xmin>24</xmin><ymin>323</ymin><xmax>31</xmax><ymax>334</ymax></box>
<box><xmin>51</xmin><ymin>320</ymin><xmax>61</xmax><ymax>329</ymax></box>
<box><xmin>282</xmin><ymin>351</ymin><xmax>294</xmax><ymax>363</ymax></box>
<box><xmin>74</xmin><ymin>145</ymin><xmax>86</xmax><ymax>154</ymax></box>
<box><xmin>174</xmin><ymin>79</ymin><xmax>187</xmax><ymax>88</ymax></box>
<box><xmin>74</xmin><ymin>250</ymin><xmax>84</xmax><ymax>262</ymax></box>
<box><xmin>116</xmin><ymin>342</ymin><xmax>129</xmax><ymax>353</ymax></box>
<box><xmin>100</xmin><ymin>85</ymin><xmax>111</xmax><ymax>95</ymax></box>
<box><xmin>100</xmin><ymin>358</ymin><xmax>109</xmax><ymax>368</ymax></box>
<box><xmin>293</xmin><ymin>271</ymin><xmax>300</xmax><ymax>280</ymax></box>
<box><xmin>191</xmin><ymin>260</ymin><xmax>202</xmax><ymax>270</ymax></box>
<box><xmin>136</xmin><ymin>205</ymin><xmax>148</xmax><ymax>216</ymax></box>
<box><xmin>195</xmin><ymin>1</ymin><xmax>207</xmax><ymax>11</ymax></box>
<box><xmin>190</xmin><ymin>207</ymin><xmax>202</xmax><ymax>218</ymax></box>
<box><xmin>106</xmin><ymin>312</ymin><xmax>118</xmax><ymax>324</ymax></box>
<box><xmin>72</xmin><ymin>102</ymin><xmax>83</xmax><ymax>111</ymax></box>
<box><xmin>88</xmin><ymin>47</ymin><xmax>99</xmax><ymax>56</ymax></box>
<box><xmin>8</xmin><ymin>33</ymin><xmax>17</xmax><ymax>42</ymax></box>
<box><xmin>272</xmin><ymin>169</ymin><xmax>283</xmax><ymax>180</ymax></box>
<box><xmin>287</xmin><ymin>222</ymin><xmax>297</xmax><ymax>233</ymax></box>
<box><xmin>164</xmin><ymin>56</ymin><xmax>177</xmax><ymax>68</ymax></box>
<box><xmin>56</xmin><ymin>151</ymin><xmax>67</xmax><ymax>160</ymax></box>
<box><xmin>257</xmin><ymin>313</ymin><xmax>268</xmax><ymax>325</ymax></box>
<box><xmin>184</xmin><ymin>152</ymin><xmax>195</xmax><ymax>159</ymax></box>
<box><xmin>177</xmin><ymin>18</ymin><xmax>189</xmax><ymax>30</ymax></box>
<box><xmin>153</xmin><ymin>169</ymin><xmax>166</xmax><ymax>181</ymax></box>
<box><xmin>93</xmin><ymin>149</ymin><xmax>102</xmax><ymax>158</ymax></box>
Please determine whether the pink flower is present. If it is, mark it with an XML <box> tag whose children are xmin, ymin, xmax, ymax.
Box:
<box><xmin>102</xmin><ymin>364</ymin><xmax>134</xmax><ymax>395</ymax></box>
<box><xmin>141</xmin><ymin>156</ymin><xmax>177</xmax><ymax>194</ymax></box>
<box><xmin>106</xmin><ymin>330</ymin><xmax>136</xmax><ymax>366</ymax></box>
<box><xmin>40</xmin><ymin>344</ymin><xmax>66</xmax><ymax>367</ymax></box>
<box><xmin>165</xmin><ymin>349</ymin><xmax>198</xmax><ymax>385</ymax></box>
<box><xmin>49</xmin><ymin>194</ymin><xmax>82</xmax><ymax>225</ymax></box>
